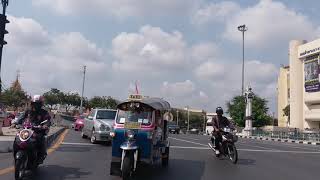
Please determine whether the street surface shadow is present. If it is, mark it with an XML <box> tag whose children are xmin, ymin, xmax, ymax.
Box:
<box><xmin>131</xmin><ymin>159</ymin><xmax>205</xmax><ymax>180</ymax></box>
<box><xmin>32</xmin><ymin>165</ymin><xmax>91</xmax><ymax>180</ymax></box>
<box><xmin>237</xmin><ymin>158</ymin><xmax>256</xmax><ymax>166</ymax></box>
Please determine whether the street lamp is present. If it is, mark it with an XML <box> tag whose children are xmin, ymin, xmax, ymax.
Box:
<box><xmin>237</xmin><ymin>24</ymin><xmax>248</xmax><ymax>95</ymax></box>
<box><xmin>185</xmin><ymin>106</ymin><xmax>190</xmax><ymax>132</ymax></box>
<box><xmin>176</xmin><ymin>110</ymin><xmax>179</xmax><ymax>126</ymax></box>
<box><xmin>79</xmin><ymin>66</ymin><xmax>86</xmax><ymax>115</ymax></box>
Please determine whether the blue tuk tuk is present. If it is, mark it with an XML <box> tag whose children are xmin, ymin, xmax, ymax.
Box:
<box><xmin>110</xmin><ymin>94</ymin><xmax>173</xmax><ymax>179</ymax></box>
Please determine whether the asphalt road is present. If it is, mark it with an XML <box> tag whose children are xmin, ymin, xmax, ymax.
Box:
<box><xmin>1</xmin><ymin>130</ymin><xmax>320</xmax><ymax>180</ymax></box>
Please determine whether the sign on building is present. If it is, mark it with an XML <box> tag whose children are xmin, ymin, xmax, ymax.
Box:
<box><xmin>304</xmin><ymin>54</ymin><xmax>320</xmax><ymax>92</ymax></box>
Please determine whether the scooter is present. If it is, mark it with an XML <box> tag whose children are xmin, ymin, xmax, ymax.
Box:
<box><xmin>13</xmin><ymin>120</ymin><xmax>48</xmax><ymax>180</ymax></box>
<box><xmin>208</xmin><ymin>127</ymin><xmax>238</xmax><ymax>164</ymax></box>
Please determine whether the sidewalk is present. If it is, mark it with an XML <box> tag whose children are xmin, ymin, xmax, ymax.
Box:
<box><xmin>237</xmin><ymin>133</ymin><xmax>320</xmax><ymax>146</ymax></box>
<box><xmin>0</xmin><ymin>126</ymin><xmax>65</xmax><ymax>153</ymax></box>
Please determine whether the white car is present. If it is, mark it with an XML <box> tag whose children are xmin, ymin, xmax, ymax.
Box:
<box><xmin>81</xmin><ymin>109</ymin><xmax>116</xmax><ymax>144</ymax></box>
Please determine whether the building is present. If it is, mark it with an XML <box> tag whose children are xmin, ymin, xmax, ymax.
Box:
<box><xmin>278</xmin><ymin>39</ymin><xmax>320</xmax><ymax>130</ymax></box>
<box><xmin>277</xmin><ymin>66</ymin><xmax>290</xmax><ymax>127</ymax></box>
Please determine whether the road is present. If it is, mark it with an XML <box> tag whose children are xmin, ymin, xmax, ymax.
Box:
<box><xmin>1</xmin><ymin>130</ymin><xmax>320</xmax><ymax>180</ymax></box>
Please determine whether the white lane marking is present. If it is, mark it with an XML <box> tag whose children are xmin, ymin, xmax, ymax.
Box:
<box><xmin>237</xmin><ymin>142</ymin><xmax>277</xmax><ymax>150</ymax></box>
<box><xmin>171</xmin><ymin>146</ymin><xmax>210</xmax><ymax>150</ymax></box>
<box><xmin>169</xmin><ymin>137</ymin><xmax>207</xmax><ymax>147</ymax></box>
<box><xmin>180</xmin><ymin>137</ymin><xmax>200</xmax><ymax>141</ymax></box>
<box><xmin>62</xmin><ymin>142</ymin><xmax>96</xmax><ymax>146</ymax></box>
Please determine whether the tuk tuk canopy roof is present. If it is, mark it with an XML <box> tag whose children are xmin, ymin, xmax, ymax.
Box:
<box><xmin>117</xmin><ymin>97</ymin><xmax>171</xmax><ymax>111</ymax></box>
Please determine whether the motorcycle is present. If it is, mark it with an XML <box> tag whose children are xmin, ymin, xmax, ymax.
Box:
<box><xmin>13</xmin><ymin>120</ymin><xmax>48</xmax><ymax>180</ymax></box>
<box><xmin>208</xmin><ymin>127</ymin><xmax>238</xmax><ymax>164</ymax></box>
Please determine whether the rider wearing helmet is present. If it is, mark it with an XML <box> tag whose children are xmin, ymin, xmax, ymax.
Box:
<box><xmin>212</xmin><ymin>107</ymin><xmax>232</xmax><ymax>155</ymax></box>
<box><xmin>12</xmin><ymin>95</ymin><xmax>51</xmax><ymax>163</ymax></box>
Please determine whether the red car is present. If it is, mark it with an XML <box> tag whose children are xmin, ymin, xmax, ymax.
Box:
<box><xmin>74</xmin><ymin>115</ymin><xmax>85</xmax><ymax>131</ymax></box>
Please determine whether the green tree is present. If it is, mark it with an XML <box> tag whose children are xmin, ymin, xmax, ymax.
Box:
<box><xmin>89</xmin><ymin>96</ymin><xmax>118</xmax><ymax>109</ymax></box>
<box><xmin>43</xmin><ymin>88</ymin><xmax>64</xmax><ymax>109</ymax></box>
<box><xmin>1</xmin><ymin>78</ymin><xmax>28</xmax><ymax>110</ymax></box>
<box><xmin>227</xmin><ymin>95</ymin><xmax>272</xmax><ymax>127</ymax></box>
<box><xmin>283</xmin><ymin>104</ymin><xmax>290</xmax><ymax>124</ymax></box>
<box><xmin>64</xmin><ymin>92</ymin><xmax>81</xmax><ymax>112</ymax></box>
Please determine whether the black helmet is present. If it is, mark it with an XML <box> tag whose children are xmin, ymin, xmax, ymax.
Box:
<box><xmin>216</xmin><ymin>107</ymin><xmax>223</xmax><ymax>115</ymax></box>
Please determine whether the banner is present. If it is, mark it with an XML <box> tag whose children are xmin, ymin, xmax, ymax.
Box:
<box><xmin>304</xmin><ymin>54</ymin><xmax>320</xmax><ymax>92</ymax></box>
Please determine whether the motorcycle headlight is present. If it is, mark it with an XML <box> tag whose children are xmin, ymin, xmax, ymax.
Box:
<box><xmin>20</xmin><ymin>130</ymin><xmax>30</xmax><ymax>140</ymax></box>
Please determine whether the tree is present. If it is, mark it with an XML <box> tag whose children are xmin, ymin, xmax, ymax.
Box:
<box><xmin>283</xmin><ymin>104</ymin><xmax>290</xmax><ymax>124</ymax></box>
<box><xmin>1</xmin><ymin>78</ymin><xmax>28</xmax><ymax>110</ymax></box>
<box><xmin>227</xmin><ymin>95</ymin><xmax>272</xmax><ymax>127</ymax></box>
<box><xmin>89</xmin><ymin>96</ymin><xmax>118</xmax><ymax>109</ymax></box>
<box><xmin>43</xmin><ymin>88</ymin><xmax>64</xmax><ymax>110</ymax></box>
<box><xmin>63</xmin><ymin>92</ymin><xmax>81</xmax><ymax>112</ymax></box>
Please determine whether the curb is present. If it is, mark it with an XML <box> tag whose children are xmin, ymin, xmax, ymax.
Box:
<box><xmin>0</xmin><ymin>127</ymin><xmax>66</xmax><ymax>153</ymax></box>
<box><xmin>238</xmin><ymin>135</ymin><xmax>320</xmax><ymax>146</ymax></box>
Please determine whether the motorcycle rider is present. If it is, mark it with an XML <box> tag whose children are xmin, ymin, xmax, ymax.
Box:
<box><xmin>212</xmin><ymin>107</ymin><xmax>233</xmax><ymax>155</ymax></box>
<box><xmin>12</xmin><ymin>95</ymin><xmax>51</xmax><ymax>163</ymax></box>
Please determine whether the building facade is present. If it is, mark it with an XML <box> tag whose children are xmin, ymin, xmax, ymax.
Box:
<box><xmin>278</xmin><ymin>39</ymin><xmax>320</xmax><ymax>130</ymax></box>
<box><xmin>277</xmin><ymin>66</ymin><xmax>290</xmax><ymax>127</ymax></box>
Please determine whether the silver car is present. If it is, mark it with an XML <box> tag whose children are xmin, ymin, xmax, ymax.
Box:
<box><xmin>81</xmin><ymin>109</ymin><xmax>116</xmax><ymax>144</ymax></box>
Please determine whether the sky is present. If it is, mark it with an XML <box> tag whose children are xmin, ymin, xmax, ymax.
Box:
<box><xmin>2</xmin><ymin>0</ymin><xmax>320</xmax><ymax>114</ymax></box>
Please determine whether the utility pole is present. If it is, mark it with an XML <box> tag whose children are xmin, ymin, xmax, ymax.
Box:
<box><xmin>237</xmin><ymin>24</ymin><xmax>247</xmax><ymax>95</ymax></box>
<box><xmin>176</xmin><ymin>110</ymin><xmax>179</xmax><ymax>126</ymax></box>
<box><xmin>0</xmin><ymin>0</ymin><xmax>9</xmax><ymax>95</ymax></box>
<box><xmin>80</xmin><ymin>66</ymin><xmax>86</xmax><ymax>115</ymax></box>
<box><xmin>186</xmin><ymin>106</ymin><xmax>190</xmax><ymax>132</ymax></box>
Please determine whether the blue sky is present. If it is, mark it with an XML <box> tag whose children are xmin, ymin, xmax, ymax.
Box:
<box><xmin>2</xmin><ymin>0</ymin><xmax>320</xmax><ymax>114</ymax></box>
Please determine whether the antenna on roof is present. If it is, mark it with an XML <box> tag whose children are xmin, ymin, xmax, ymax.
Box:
<box><xmin>135</xmin><ymin>80</ymin><xmax>139</xmax><ymax>94</ymax></box>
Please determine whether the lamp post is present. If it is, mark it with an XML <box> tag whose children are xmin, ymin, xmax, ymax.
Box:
<box><xmin>176</xmin><ymin>110</ymin><xmax>179</xmax><ymax>126</ymax></box>
<box><xmin>237</xmin><ymin>24</ymin><xmax>247</xmax><ymax>95</ymax></box>
<box><xmin>79</xmin><ymin>66</ymin><xmax>86</xmax><ymax>115</ymax></box>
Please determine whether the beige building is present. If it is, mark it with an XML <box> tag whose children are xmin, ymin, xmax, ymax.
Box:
<box><xmin>278</xmin><ymin>39</ymin><xmax>320</xmax><ymax>130</ymax></box>
<box><xmin>277</xmin><ymin>66</ymin><xmax>290</xmax><ymax>127</ymax></box>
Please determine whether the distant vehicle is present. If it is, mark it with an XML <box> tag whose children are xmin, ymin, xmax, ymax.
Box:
<box><xmin>189</xmin><ymin>128</ymin><xmax>199</xmax><ymax>134</ymax></box>
<box><xmin>74</xmin><ymin>115</ymin><xmax>85</xmax><ymax>131</ymax></box>
<box><xmin>205</xmin><ymin>120</ymin><xmax>214</xmax><ymax>135</ymax></box>
<box><xmin>81</xmin><ymin>109</ymin><xmax>116</xmax><ymax>144</ymax></box>
<box><xmin>168</xmin><ymin>124</ymin><xmax>180</xmax><ymax>134</ymax></box>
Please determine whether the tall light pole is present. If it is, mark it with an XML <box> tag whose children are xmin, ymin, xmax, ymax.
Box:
<box><xmin>237</xmin><ymin>24</ymin><xmax>247</xmax><ymax>95</ymax></box>
<box><xmin>176</xmin><ymin>110</ymin><xmax>179</xmax><ymax>126</ymax></box>
<box><xmin>80</xmin><ymin>66</ymin><xmax>86</xmax><ymax>114</ymax></box>
<box><xmin>186</xmin><ymin>106</ymin><xmax>190</xmax><ymax>132</ymax></box>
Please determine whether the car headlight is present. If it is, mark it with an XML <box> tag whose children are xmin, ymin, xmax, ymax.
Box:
<box><xmin>100</xmin><ymin>124</ymin><xmax>111</xmax><ymax>131</ymax></box>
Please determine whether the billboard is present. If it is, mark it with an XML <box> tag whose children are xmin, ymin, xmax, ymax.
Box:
<box><xmin>304</xmin><ymin>54</ymin><xmax>320</xmax><ymax>92</ymax></box>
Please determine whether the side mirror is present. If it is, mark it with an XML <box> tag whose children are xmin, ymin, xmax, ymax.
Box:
<box><xmin>163</xmin><ymin>112</ymin><xmax>173</xmax><ymax>122</ymax></box>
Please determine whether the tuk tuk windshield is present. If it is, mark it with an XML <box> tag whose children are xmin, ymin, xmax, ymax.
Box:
<box><xmin>116</xmin><ymin>110</ymin><xmax>153</xmax><ymax>126</ymax></box>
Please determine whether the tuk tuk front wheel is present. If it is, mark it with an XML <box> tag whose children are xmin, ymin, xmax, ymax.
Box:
<box><xmin>162</xmin><ymin>147</ymin><xmax>169</xmax><ymax>167</ymax></box>
<box><xmin>122</xmin><ymin>156</ymin><xmax>132</xmax><ymax>180</ymax></box>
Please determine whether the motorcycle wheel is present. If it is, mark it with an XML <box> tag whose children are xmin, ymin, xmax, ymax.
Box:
<box><xmin>227</xmin><ymin>144</ymin><xmax>238</xmax><ymax>164</ymax></box>
<box><xmin>122</xmin><ymin>155</ymin><xmax>132</xmax><ymax>180</ymax></box>
<box><xmin>14</xmin><ymin>159</ymin><xmax>24</xmax><ymax>180</ymax></box>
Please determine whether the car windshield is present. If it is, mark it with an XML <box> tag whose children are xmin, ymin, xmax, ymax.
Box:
<box><xmin>96</xmin><ymin>110</ymin><xmax>116</xmax><ymax>120</ymax></box>
<box><xmin>116</xmin><ymin>110</ymin><xmax>152</xmax><ymax>125</ymax></box>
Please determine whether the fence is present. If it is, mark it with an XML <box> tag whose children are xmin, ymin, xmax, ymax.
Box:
<box><xmin>252</xmin><ymin>129</ymin><xmax>320</xmax><ymax>142</ymax></box>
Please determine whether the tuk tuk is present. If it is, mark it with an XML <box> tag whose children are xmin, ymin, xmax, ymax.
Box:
<box><xmin>110</xmin><ymin>94</ymin><xmax>173</xmax><ymax>179</ymax></box>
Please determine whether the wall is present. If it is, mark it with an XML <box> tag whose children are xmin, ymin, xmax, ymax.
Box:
<box><xmin>277</xmin><ymin>67</ymin><xmax>289</xmax><ymax>127</ymax></box>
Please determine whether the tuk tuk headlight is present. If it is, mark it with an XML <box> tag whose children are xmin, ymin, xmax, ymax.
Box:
<box><xmin>127</xmin><ymin>130</ymin><xmax>135</xmax><ymax>139</ymax></box>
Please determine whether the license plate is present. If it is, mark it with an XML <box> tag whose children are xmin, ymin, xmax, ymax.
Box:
<box><xmin>124</xmin><ymin>122</ymin><xmax>141</xmax><ymax>129</ymax></box>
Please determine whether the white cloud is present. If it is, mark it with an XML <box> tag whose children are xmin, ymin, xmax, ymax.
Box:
<box><xmin>194</xmin><ymin>61</ymin><xmax>225</xmax><ymax>79</ymax></box>
<box><xmin>161</xmin><ymin>80</ymin><xmax>195</xmax><ymax>97</ymax></box>
<box><xmin>4</xmin><ymin>16</ymin><xmax>108</xmax><ymax>96</ymax></box>
<box><xmin>223</xmin><ymin>0</ymin><xmax>319</xmax><ymax>47</ymax></box>
<box><xmin>32</xmin><ymin>0</ymin><xmax>198</xmax><ymax>19</ymax></box>
<box><xmin>111</xmin><ymin>25</ymin><xmax>187</xmax><ymax>73</ymax></box>
<box><xmin>192</xmin><ymin>1</ymin><xmax>240</xmax><ymax>25</ymax></box>
<box><xmin>191</xmin><ymin>42</ymin><xmax>219</xmax><ymax>62</ymax></box>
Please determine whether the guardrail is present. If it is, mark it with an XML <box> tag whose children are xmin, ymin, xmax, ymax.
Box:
<box><xmin>252</xmin><ymin>130</ymin><xmax>320</xmax><ymax>142</ymax></box>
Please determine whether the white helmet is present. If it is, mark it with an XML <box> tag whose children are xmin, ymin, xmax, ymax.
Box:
<box><xmin>31</xmin><ymin>95</ymin><xmax>43</xmax><ymax>103</ymax></box>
